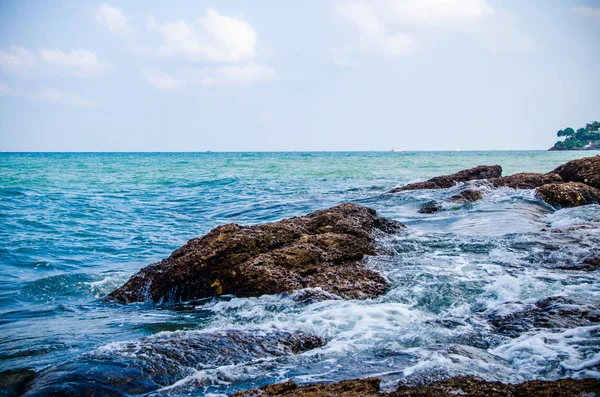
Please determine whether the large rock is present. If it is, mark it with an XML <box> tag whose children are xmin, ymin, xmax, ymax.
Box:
<box><xmin>231</xmin><ymin>376</ymin><xmax>600</xmax><ymax>397</ymax></box>
<box><xmin>535</xmin><ymin>182</ymin><xmax>600</xmax><ymax>208</ymax></box>
<box><xmin>489</xmin><ymin>173</ymin><xmax>563</xmax><ymax>189</ymax></box>
<box><xmin>390</xmin><ymin>165</ymin><xmax>502</xmax><ymax>192</ymax></box>
<box><xmin>108</xmin><ymin>203</ymin><xmax>404</xmax><ymax>303</ymax></box>
<box><xmin>551</xmin><ymin>155</ymin><xmax>600</xmax><ymax>190</ymax></box>
<box><xmin>23</xmin><ymin>330</ymin><xmax>324</xmax><ymax>397</ymax></box>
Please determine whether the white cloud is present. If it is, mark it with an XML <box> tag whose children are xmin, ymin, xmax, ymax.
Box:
<box><xmin>0</xmin><ymin>46</ymin><xmax>35</xmax><ymax>72</ymax></box>
<box><xmin>335</xmin><ymin>1</ymin><xmax>415</xmax><ymax>56</ymax></box>
<box><xmin>143</xmin><ymin>69</ymin><xmax>184</xmax><ymax>91</ymax></box>
<box><xmin>367</xmin><ymin>0</ymin><xmax>493</xmax><ymax>26</ymax></box>
<box><xmin>571</xmin><ymin>6</ymin><xmax>600</xmax><ymax>22</ymax></box>
<box><xmin>32</xmin><ymin>87</ymin><xmax>97</xmax><ymax>107</ymax></box>
<box><xmin>333</xmin><ymin>0</ymin><xmax>532</xmax><ymax>60</ymax></box>
<box><xmin>147</xmin><ymin>8</ymin><xmax>257</xmax><ymax>63</ymax></box>
<box><xmin>39</xmin><ymin>49</ymin><xmax>109</xmax><ymax>77</ymax></box>
<box><xmin>181</xmin><ymin>62</ymin><xmax>274</xmax><ymax>85</ymax></box>
<box><xmin>96</xmin><ymin>4</ymin><xmax>132</xmax><ymax>36</ymax></box>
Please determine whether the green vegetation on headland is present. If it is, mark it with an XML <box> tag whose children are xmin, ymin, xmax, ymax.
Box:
<box><xmin>550</xmin><ymin>121</ymin><xmax>600</xmax><ymax>150</ymax></box>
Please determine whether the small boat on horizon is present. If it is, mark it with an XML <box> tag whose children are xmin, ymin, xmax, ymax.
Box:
<box><xmin>391</xmin><ymin>148</ymin><xmax>403</xmax><ymax>152</ymax></box>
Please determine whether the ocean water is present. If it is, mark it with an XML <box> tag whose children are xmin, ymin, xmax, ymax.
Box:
<box><xmin>1</xmin><ymin>151</ymin><xmax>599</xmax><ymax>395</ymax></box>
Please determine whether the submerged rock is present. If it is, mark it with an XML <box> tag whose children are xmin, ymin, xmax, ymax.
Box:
<box><xmin>418</xmin><ymin>202</ymin><xmax>441</xmax><ymax>214</ymax></box>
<box><xmin>390</xmin><ymin>165</ymin><xmax>502</xmax><ymax>192</ymax></box>
<box><xmin>23</xmin><ymin>330</ymin><xmax>324</xmax><ymax>396</ymax></box>
<box><xmin>583</xmin><ymin>257</ymin><xmax>600</xmax><ymax>270</ymax></box>
<box><xmin>449</xmin><ymin>189</ymin><xmax>483</xmax><ymax>203</ymax></box>
<box><xmin>487</xmin><ymin>296</ymin><xmax>600</xmax><ymax>338</ymax></box>
<box><xmin>231</xmin><ymin>376</ymin><xmax>600</xmax><ymax>397</ymax></box>
<box><xmin>109</xmin><ymin>203</ymin><xmax>404</xmax><ymax>304</ymax></box>
<box><xmin>0</xmin><ymin>368</ymin><xmax>36</xmax><ymax>397</ymax></box>
<box><xmin>552</xmin><ymin>155</ymin><xmax>600</xmax><ymax>190</ymax></box>
<box><xmin>535</xmin><ymin>182</ymin><xmax>600</xmax><ymax>208</ymax></box>
<box><xmin>553</xmin><ymin>257</ymin><xmax>600</xmax><ymax>272</ymax></box>
<box><xmin>489</xmin><ymin>172</ymin><xmax>563</xmax><ymax>189</ymax></box>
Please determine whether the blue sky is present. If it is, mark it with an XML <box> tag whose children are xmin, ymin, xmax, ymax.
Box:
<box><xmin>0</xmin><ymin>0</ymin><xmax>599</xmax><ymax>151</ymax></box>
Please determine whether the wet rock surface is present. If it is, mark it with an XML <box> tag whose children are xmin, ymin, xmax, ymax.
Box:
<box><xmin>489</xmin><ymin>172</ymin><xmax>563</xmax><ymax>189</ymax></box>
<box><xmin>0</xmin><ymin>368</ymin><xmax>36</xmax><ymax>397</ymax></box>
<box><xmin>487</xmin><ymin>296</ymin><xmax>600</xmax><ymax>338</ymax></box>
<box><xmin>22</xmin><ymin>330</ymin><xmax>324</xmax><ymax>397</ymax></box>
<box><xmin>231</xmin><ymin>378</ymin><xmax>382</xmax><ymax>397</ymax></box>
<box><xmin>552</xmin><ymin>155</ymin><xmax>600</xmax><ymax>190</ymax></box>
<box><xmin>535</xmin><ymin>182</ymin><xmax>600</xmax><ymax>208</ymax></box>
<box><xmin>418</xmin><ymin>202</ymin><xmax>441</xmax><ymax>214</ymax></box>
<box><xmin>109</xmin><ymin>203</ymin><xmax>404</xmax><ymax>303</ymax></box>
<box><xmin>583</xmin><ymin>257</ymin><xmax>600</xmax><ymax>270</ymax></box>
<box><xmin>230</xmin><ymin>376</ymin><xmax>600</xmax><ymax>397</ymax></box>
<box><xmin>449</xmin><ymin>189</ymin><xmax>483</xmax><ymax>203</ymax></box>
<box><xmin>390</xmin><ymin>165</ymin><xmax>502</xmax><ymax>192</ymax></box>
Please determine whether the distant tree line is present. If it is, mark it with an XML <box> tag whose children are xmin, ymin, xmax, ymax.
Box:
<box><xmin>552</xmin><ymin>121</ymin><xmax>600</xmax><ymax>150</ymax></box>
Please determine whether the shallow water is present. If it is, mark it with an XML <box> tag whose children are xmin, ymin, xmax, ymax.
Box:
<box><xmin>1</xmin><ymin>151</ymin><xmax>599</xmax><ymax>395</ymax></box>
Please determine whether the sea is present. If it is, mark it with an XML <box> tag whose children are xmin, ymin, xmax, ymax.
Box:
<box><xmin>1</xmin><ymin>151</ymin><xmax>599</xmax><ymax>396</ymax></box>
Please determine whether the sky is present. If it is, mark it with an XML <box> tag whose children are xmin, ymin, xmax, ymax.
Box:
<box><xmin>0</xmin><ymin>0</ymin><xmax>599</xmax><ymax>151</ymax></box>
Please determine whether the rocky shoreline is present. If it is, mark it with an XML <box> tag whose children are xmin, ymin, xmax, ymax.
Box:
<box><xmin>231</xmin><ymin>376</ymin><xmax>600</xmax><ymax>397</ymax></box>
<box><xmin>399</xmin><ymin>155</ymin><xmax>600</xmax><ymax>213</ymax></box>
<box><xmin>12</xmin><ymin>155</ymin><xmax>600</xmax><ymax>396</ymax></box>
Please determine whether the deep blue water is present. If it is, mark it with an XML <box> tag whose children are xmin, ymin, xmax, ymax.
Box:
<box><xmin>1</xmin><ymin>151</ymin><xmax>599</xmax><ymax>396</ymax></box>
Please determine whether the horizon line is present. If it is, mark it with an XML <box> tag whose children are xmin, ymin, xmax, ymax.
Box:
<box><xmin>0</xmin><ymin>149</ymin><xmax>561</xmax><ymax>154</ymax></box>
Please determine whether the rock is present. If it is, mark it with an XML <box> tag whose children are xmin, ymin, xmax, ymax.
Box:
<box><xmin>393</xmin><ymin>377</ymin><xmax>600</xmax><ymax>397</ymax></box>
<box><xmin>514</xmin><ymin>378</ymin><xmax>600</xmax><ymax>397</ymax></box>
<box><xmin>230</xmin><ymin>376</ymin><xmax>600</xmax><ymax>397</ymax></box>
<box><xmin>583</xmin><ymin>257</ymin><xmax>600</xmax><ymax>270</ymax></box>
<box><xmin>390</xmin><ymin>165</ymin><xmax>502</xmax><ymax>192</ymax></box>
<box><xmin>418</xmin><ymin>202</ymin><xmax>441</xmax><ymax>214</ymax></box>
<box><xmin>487</xmin><ymin>296</ymin><xmax>600</xmax><ymax>338</ymax></box>
<box><xmin>450</xmin><ymin>189</ymin><xmax>483</xmax><ymax>203</ymax></box>
<box><xmin>554</xmin><ymin>257</ymin><xmax>600</xmax><ymax>272</ymax></box>
<box><xmin>231</xmin><ymin>378</ymin><xmax>381</xmax><ymax>397</ymax></box>
<box><xmin>489</xmin><ymin>173</ymin><xmax>563</xmax><ymax>189</ymax></box>
<box><xmin>551</xmin><ymin>155</ymin><xmax>600</xmax><ymax>190</ymax></box>
<box><xmin>0</xmin><ymin>368</ymin><xmax>36</xmax><ymax>397</ymax></box>
<box><xmin>23</xmin><ymin>330</ymin><xmax>324</xmax><ymax>397</ymax></box>
<box><xmin>535</xmin><ymin>182</ymin><xmax>600</xmax><ymax>208</ymax></box>
<box><xmin>108</xmin><ymin>203</ymin><xmax>404</xmax><ymax>304</ymax></box>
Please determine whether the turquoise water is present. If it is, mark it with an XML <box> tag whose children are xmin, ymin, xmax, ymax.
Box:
<box><xmin>1</xmin><ymin>151</ymin><xmax>599</xmax><ymax>395</ymax></box>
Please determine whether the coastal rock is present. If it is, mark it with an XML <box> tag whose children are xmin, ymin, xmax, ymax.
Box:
<box><xmin>551</xmin><ymin>155</ymin><xmax>600</xmax><ymax>190</ymax></box>
<box><xmin>487</xmin><ymin>296</ymin><xmax>600</xmax><ymax>338</ymax></box>
<box><xmin>23</xmin><ymin>330</ymin><xmax>324</xmax><ymax>396</ymax></box>
<box><xmin>231</xmin><ymin>378</ymin><xmax>382</xmax><ymax>397</ymax></box>
<box><xmin>489</xmin><ymin>172</ymin><xmax>563</xmax><ymax>189</ymax></box>
<box><xmin>108</xmin><ymin>203</ymin><xmax>404</xmax><ymax>303</ymax></box>
<box><xmin>230</xmin><ymin>376</ymin><xmax>600</xmax><ymax>397</ymax></box>
<box><xmin>535</xmin><ymin>182</ymin><xmax>600</xmax><ymax>208</ymax></box>
<box><xmin>390</xmin><ymin>165</ymin><xmax>502</xmax><ymax>192</ymax></box>
<box><xmin>449</xmin><ymin>189</ymin><xmax>483</xmax><ymax>203</ymax></box>
<box><xmin>418</xmin><ymin>202</ymin><xmax>441</xmax><ymax>214</ymax></box>
<box><xmin>583</xmin><ymin>257</ymin><xmax>600</xmax><ymax>270</ymax></box>
<box><xmin>0</xmin><ymin>368</ymin><xmax>36</xmax><ymax>397</ymax></box>
<box><xmin>553</xmin><ymin>257</ymin><xmax>600</xmax><ymax>272</ymax></box>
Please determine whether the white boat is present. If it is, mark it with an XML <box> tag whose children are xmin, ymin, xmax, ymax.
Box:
<box><xmin>456</xmin><ymin>148</ymin><xmax>462</xmax><ymax>152</ymax></box>
<box><xmin>391</xmin><ymin>148</ymin><xmax>403</xmax><ymax>152</ymax></box>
